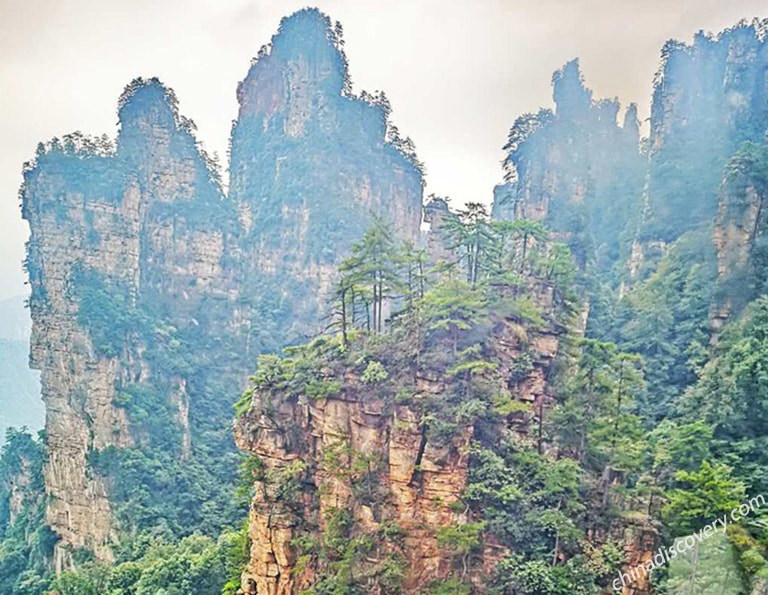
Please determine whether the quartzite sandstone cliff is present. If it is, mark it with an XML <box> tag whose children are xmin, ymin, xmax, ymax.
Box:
<box><xmin>22</xmin><ymin>8</ymin><xmax>423</xmax><ymax>570</ymax></box>
<box><xmin>233</xmin><ymin>279</ymin><xmax>565</xmax><ymax>594</ymax></box>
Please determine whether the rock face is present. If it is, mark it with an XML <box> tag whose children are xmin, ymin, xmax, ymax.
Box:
<box><xmin>233</xmin><ymin>286</ymin><xmax>564</xmax><ymax>594</ymax></box>
<box><xmin>490</xmin><ymin>182</ymin><xmax>516</xmax><ymax>221</ymax></box>
<box><xmin>644</xmin><ymin>20</ymin><xmax>768</xmax><ymax>243</ymax></box>
<box><xmin>712</xmin><ymin>142</ymin><xmax>768</xmax><ymax>328</ymax></box>
<box><xmin>229</xmin><ymin>8</ymin><xmax>423</xmax><ymax>351</ymax></box>
<box><xmin>234</xmin><ymin>378</ymin><xmax>472</xmax><ymax>594</ymax></box>
<box><xmin>21</xmin><ymin>8</ymin><xmax>423</xmax><ymax>570</ymax></box>
<box><xmin>493</xmin><ymin>58</ymin><xmax>670</xmax><ymax>595</ymax></box>
<box><xmin>495</xmin><ymin>59</ymin><xmax>644</xmax><ymax>271</ymax></box>
<box><xmin>497</xmin><ymin>23</ymin><xmax>768</xmax><ymax>286</ymax></box>
<box><xmin>21</xmin><ymin>80</ymin><xmax>240</xmax><ymax>571</ymax></box>
<box><xmin>615</xmin><ymin>521</ymin><xmax>658</xmax><ymax>595</ymax></box>
<box><xmin>422</xmin><ymin>195</ymin><xmax>455</xmax><ymax>265</ymax></box>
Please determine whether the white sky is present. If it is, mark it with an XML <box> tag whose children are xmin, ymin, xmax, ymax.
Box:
<box><xmin>1</xmin><ymin>0</ymin><xmax>765</xmax><ymax>300</ymax></box>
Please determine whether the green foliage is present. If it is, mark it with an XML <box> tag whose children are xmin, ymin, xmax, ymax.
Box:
<box><xmin>231</xmin><ymin>215</ymin><xmax>592</xmax><ymax>591</ymax></box>
<box><xmin>422</xmin><ymin>280</ymin><xmax>488</xmax><ymax>355</ymax></box>
<box><xmin>552</xmin><ymin>339</ymin><xmax>645</xmax><ymax>472</ymax></box>
<box><xmin>741</xmin><ymin>547</ymin><xmax>765</xmax><ymax>574</ymax></box>
<box><xmin>297</xmin><ymin>507</ymin><xmax>406</xmax><ymax>595</ymax></box>
<box><xmin>727</xmin><ymin>142</ymin><xmax>768</xmax><ymax>194</ymax></box>
<box><xmin>305</xmin><ymin>378</ymin><xmax>343</xmax><ymax>400</ymax></box>
<box><xmin>491</xmin><ymin>544</ymin><xmax>620</xmax><ymax>595</ymax></box>
<box><xmin>265</xmin><ymin>460</ymin><xmax>307</xmax><ymax>505</ymax></box>
<box><xmin>645</xmin><ymin>420</ymin><xmax>714</xmax><ymax>490</ymax></box>
<box><xmin>442</xmin><ymin>202</ymin><xmax>494</xmax><ymax>286</ymax></box>
<box><xmin>51</xmin><ymin>531</ymin><xmax>247</xmax><ymax>595</ymax></box>
<box><xmin>598</xmin><ymin>229</ymin><xmax>716</xmax><ymax>422</ymax></box>
<box><xmin>428</xmin><ymin>578</ymin><xmax>472</xmax><ymax>594</ymax></box>
<box><xmin>436</xmin><ymin>521</ymin><xmax>486</xmax><ymax>578</ymax></box>
<box><xmin>666</xmin><ymin>528</ymin><xmax>744</xmax><ymax>595</ymax></box>
<box><xmin>63</xmin><ymin>257</ymin><xmax>250</xmax><ymax>559</ymax></box>
<box><xmin>466</xmin><ymin>440</ymin><xmax>585</xmax><ymax>561</ymax></box>
<box><xmin>89</xmin><ymin>443</ymin><xmax>242</xmax><ymax>540</ymax></box>
<box><xmin>336</xmin><ymin>217</ymin><xmax>400</xmax><ymax>335</ymax></box>
<box><xmin>663</xmin><ymin>461</ymin><xmax>745</xmax><ymax>537</ymax></box>
<box><xmin>71</xmin><ymin>265</ymin><xmax>144</xmax><ymax>359</ymax></box>
<box><xmin>681</xmin><ymin>296</ymin><xmax>768</xmax><ymax>494</ymax></box>
<box><xmin>361</xmin><ymin>360</ymin><xmax>388</xmax><ymax>384</ymax></box>
<box><xmin>0</xmin><ymin>429</ymin><xmax>54</xmax><ymax>594</ymax></box>
<box><xmin>238</xmin><ymin>338</ymin><xmax>351</xmax><ymax>416</ymax></box>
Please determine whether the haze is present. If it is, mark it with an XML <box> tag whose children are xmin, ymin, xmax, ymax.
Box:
<box><xmin>1</xmin><ymin>0</ymin><xmax>765</xmax><ymax>300</ymax></box>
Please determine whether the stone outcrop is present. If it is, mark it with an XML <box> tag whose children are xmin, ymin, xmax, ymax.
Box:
<box><xmin>644</xmin><ymin>20</ymin><xmax>768</xmax><ymax>243</ymax></box>
<box><xmin>229</xmin><ymin>8</ymin><xmax>423</xmax><ymax>351</ymax></box>
<box><xmin>490</xmin><ymin>182</ymin><xmax>516</xmax><ymax>221</ymax></box>
<box><xmin>495</xmin><ymin>59</ymin><xmax>644</xmax><ymax>271</ymax></box>
<box><xmin>422</xmin><ymin>195</ymin><xmax>455</xmax><ymax>265</ymax></box>
<box><xmin>233</xmin><ymin>278</ymin><xmax>566</xmax><ymax>593</ymax></box>
<box><xmin>21</xmin><ymin>8</ymin><xmax>423</xmax><ymax>571</ymax></box>
<box><xmin>234</xmin><ymin>377</ymin><xmax>473</xmax><ymax>594</ymax></box>
<box><xmin>497</xmin><ymin>22</ymin><xmax>768</xmax><ymax>288</ymax></box>
<box><xmin>711</xmin><ymin>142</ymin><xmax>768</xmax><ymax>329</ymax></box>
<box><xmin>493</xmin><ymin>55</ymin><xmax>676</xmax><ymax>595</ymax></box>
<box><xmin>21</xmin><ymin>80</ymin><xmax>240</xmax><ymax>571</ymax></box>
<box><xmin>22</xmin><ymin>8</ymin><xmax>766</xmax><ymax>592</ymax></box>
<box><xmin>615</xmin><ymin>521</ymin><xmax>659</xmax><ymax>595</ymax></box>
<box><xmin>714</xmin><ymin>183</ymin><xmax>764</xmax><ymax>279</ymax></box>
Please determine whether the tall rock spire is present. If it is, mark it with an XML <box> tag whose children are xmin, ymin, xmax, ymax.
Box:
<box><xmin>645</xmin><ymin>21</ymin><xmax>768</xmax><ymax>242</ymax></box>
<box><xmin>229</xmin><ymin>8</ymin><xmax>423</xmax><ymax>352</ymax></box>
<box><xmin>21</xmin><ymin>8</ymin><xmax>424</xmax><ymax>570</ymax></box>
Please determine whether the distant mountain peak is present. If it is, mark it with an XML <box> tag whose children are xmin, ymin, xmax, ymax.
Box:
<box><xmin>117</xmin><ymin>77</ymin><xmax>180</xmax><ymax>132</ymax></box>
<box><xmin>552</xmin><ymin>58</ymin><xmax>593</xmax><ymax>119</ymax></box>
<box><xmin>236</xmin><ymin>8</ymin><xmax>350</xmax><ymax>120</ymax></box>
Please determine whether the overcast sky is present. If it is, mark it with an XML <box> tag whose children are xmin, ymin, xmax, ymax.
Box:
<box><xmin>1</xmin><ymin>0</ymin><xmax>766</xmax><ymax>300</ymax></box>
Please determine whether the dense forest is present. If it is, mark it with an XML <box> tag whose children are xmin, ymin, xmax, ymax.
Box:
<box><xmin>2</xmin><ymin>8</ymin><xmax>768</xmax><ymax>595</ymax></box>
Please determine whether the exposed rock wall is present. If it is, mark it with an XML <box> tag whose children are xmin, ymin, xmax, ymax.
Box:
<box><xmin>422</xmin><ymin>196</ymin><xmax>456</xmax><ymax>266</ymax></box>
<box><xmin>644</xmin><ymin>20</ymin><xmax>768</xmax><ymax>243</ymax></box>
<box><xmin>21</xmin><ymin>81</ymin><xmax>240</xmax><ymax>570</ymax></box>
<box><xmin>615</xmin><ymin>521</ymin><xmax>658</xmax><ymax>595</ymax></box>
<box><xmin>495</xmin><ymin>59</ymin><xmax>644</xmax><ymax>271</ymax></box>
<box><xmin>229</xmin><ymin>9</ymin><xmax>423</xmax><ymax>351</ymax></box>
<box><xmin>714</xmin><ymin>184</ymin><xmax>764</xmax><ymax>278</ymax></box>
<box><xmin>711</xmin><ymin>142</ymin><xmax>768</xmax><ymax>329</ymax></box>
<box><xmin>490</xmin><ymin>182</ymin><xmax>517</xmax><ymax>221</ymax></box>
<box><xmin>499</xmin><ymin>22</ymin><xmax>768</xmax><ymax>288</ymax></box>
<box><xmin>494</xmin><ymin>56</ymin><xmax>673</xmax><ymax>595</ymax></box>
<box><xmin>234</xmin><ymin>379</ymin><xmax>472</xmax><ymax>594</ymax></box>
<box><xmin>233</xmin><ymin>283</ymin><xmax>565</xmax><ymax>593</ymax></box>
<box><xmin>21</xmin><ymin>8</ymin><xmax>424</xmax><ymax>570</ymax></box>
